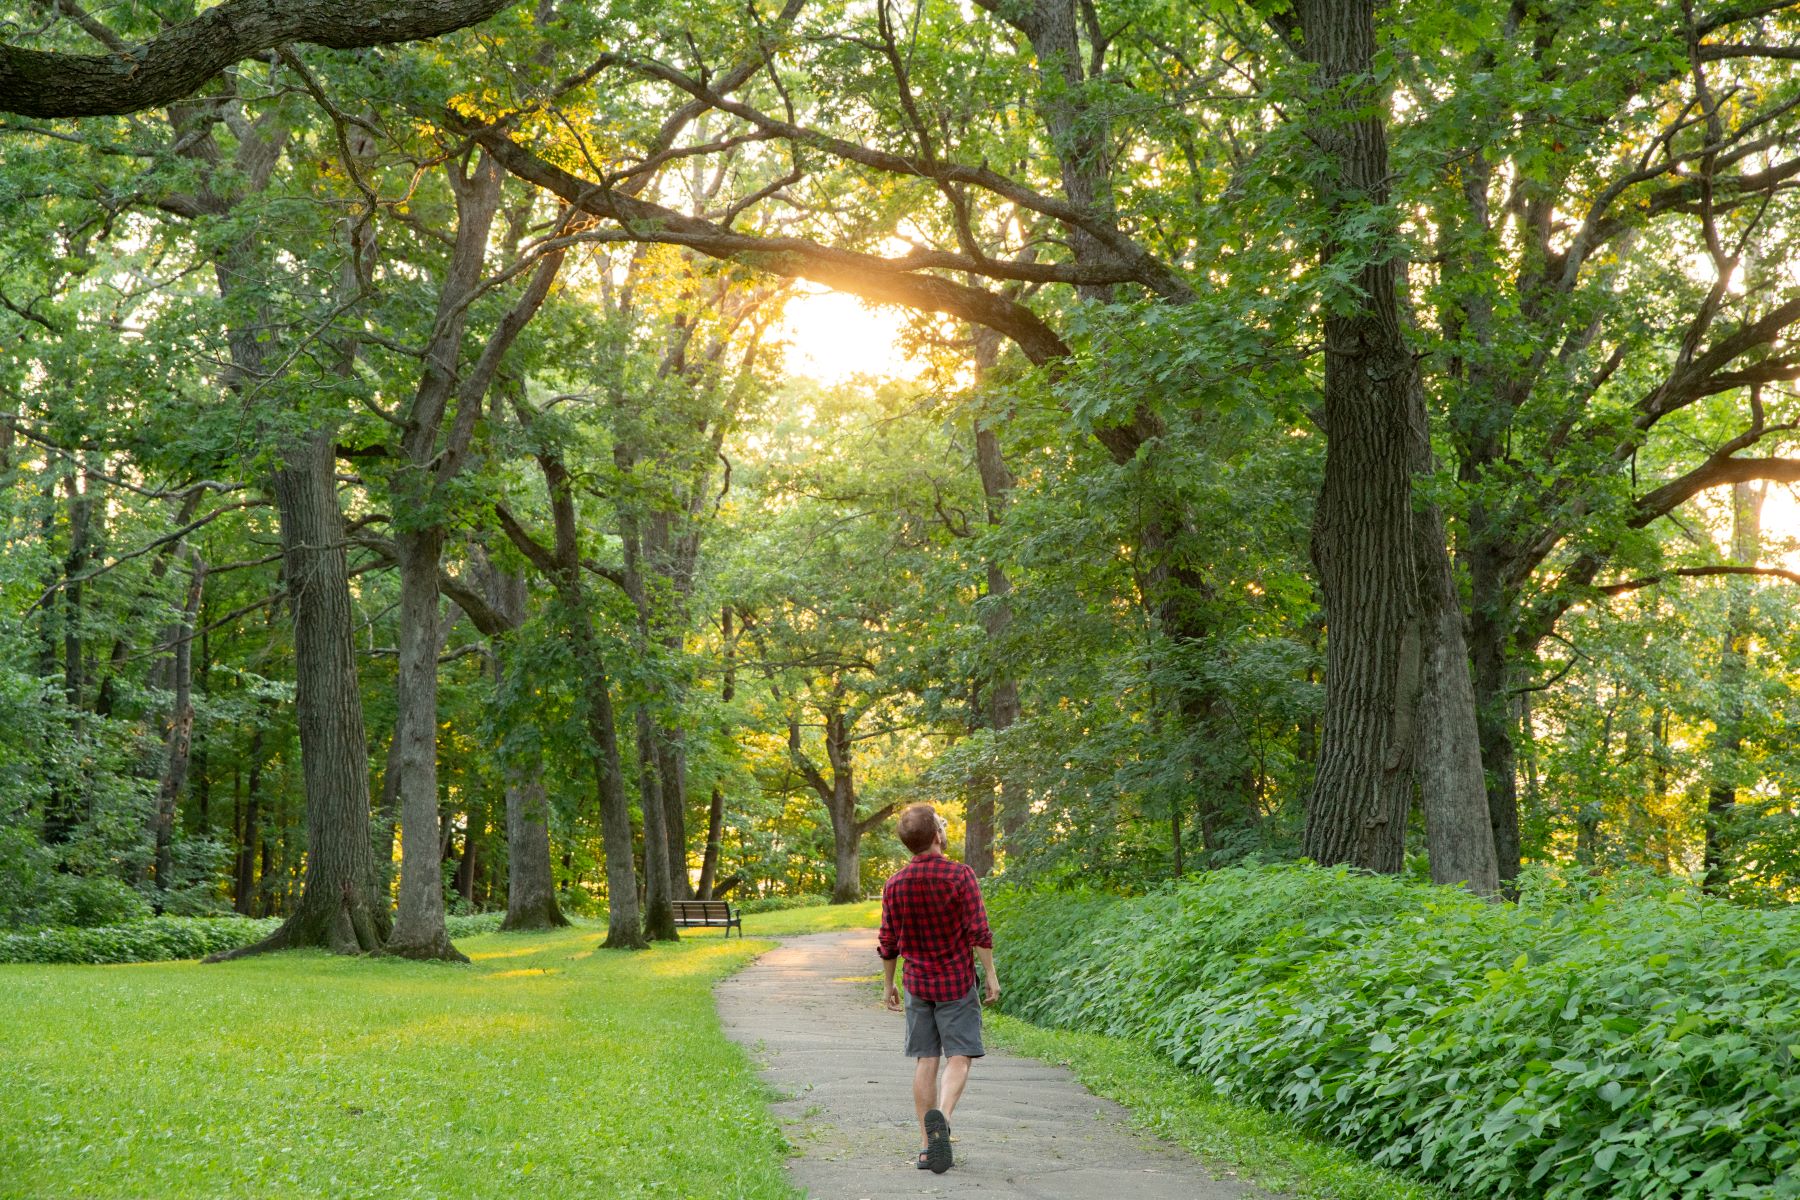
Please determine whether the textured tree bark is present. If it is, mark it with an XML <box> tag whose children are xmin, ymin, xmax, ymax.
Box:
<box><xmin>633</xmin><ymin>706</ymin><xmax>680</xmax><ymax>941</ymax></box>
<box><xmin>496</xmin><ymin>401</ymin><xmax>644</xmax><ymax>948</ymax></box>
<box><xmin>1705</xmin><ymin>480</ymin><xmax>1765</xmax><ymax>893</ymax></box>
<box><xmin>696</xmin><ymin>785</ymin><xmax>726</xmax><ymax>901</ymax></box>
<box><xmin>382</xmin><ymin>524</ymin><xmax>466</xmax><ymax>961</ymax></box>
<box><xmin>383</xmin><ymin>158</ymin><xmax>503</xmax><ymax>963</ymax></box>
<box><xmin>1466</xmin><ymin>560</ymin><xmax>1525</xmax><ymax>888</ymax></box>
<box><xmin>696</xmin><ymin>605</ymin><xmax>735</xmax><ymax>900</ymax></box>
<box><xmin>212</xmin><ymin>430</ymin><xmax>390</xmax><ymax>959</ymax></box>
<box><xmin>176</xmin><ymin>103</ymin><xmax>388</xmax><ymax>957</ymax></box>
<box><xmin>964</xmin><ymin>773</ymin><xmax>995</xmax><ymax>879</ymax></box>
<box><xmin>644</xmin><ymin>486</ymin><xmax>702</xmax><ymax>902</ymax></box>
<box><xmin>480</xmin><ymin>565</ymin><xmax>567</xmax><ymax>931</ymax></box>
<box><xmin>234</xmin><ymin>726</ymin><xmax>265</xmax><ymax>915</ymax></box>
<box><xmin>825</xmin><ymin>713</ymin><xmax>865</xmax><ymax>904</ymax></box>
<box><xmin>997</xmin><ymin>0</ymin><xmax>1117</xmax><ymax>306</ymax></box>
<box><xmin>1292</xmin><ymin>0</ymin><xmax>1429</xmax><ymax>874</ymax></box>
<box><xmin>576</xmin><ymin>632</ymin><xmax>645</xmax><ymax>949</ymax></box>
<box><xmin>618</xmin><ymin>471</ymin><xmax>679</xmax><ymax>941</ymax></box>
<box><xmin>788</xmin><ymin>710</ymin><xmax>886</xmax><ymax>903</ymax></box>
<box><xmin>1416</xmin><ymin>507</ymin><xmax>1501</xmax><ymax>895</ymax></box>
<box><xmin>830</xmin><ymin>807</ymin><xmax>863</xmax><ymax>905</ymax></box>
<box><xmin>151</xmin><ymin>552</ymin><xmax>206</xmax><ymax>893</ymax></box>
<box><xmin>0</xmin><ymin>0</ymin><xmax>518</xmax><ymax>118</ymax></box>
<box><xmin>656</xmin><ymin>733</ymin><xmax>692</xmax><ymax>901</ymax></box>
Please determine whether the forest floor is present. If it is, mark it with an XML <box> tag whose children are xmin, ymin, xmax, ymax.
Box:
<box><xmin>0</xmin><ymin>904</ymin><xmax>875</xmax><ymax>1199</ymax></box>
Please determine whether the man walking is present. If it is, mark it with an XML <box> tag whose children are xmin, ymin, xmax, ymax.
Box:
<box><xmin>878</xmin><ymin>803</ymin><xmax>1000</xmax><ymax>1174</ymax></box>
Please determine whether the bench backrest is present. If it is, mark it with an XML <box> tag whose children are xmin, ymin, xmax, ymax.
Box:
<box><xmin>671</xmin><ymin>901</ymin><xmax>736</xmax><ymax>920</ymax></box>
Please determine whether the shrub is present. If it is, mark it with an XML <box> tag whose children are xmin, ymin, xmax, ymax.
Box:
<box><xmin>736</xmin><ymin>893</ymin><xmax>830</xmax><ymax>915</ymax></box>
<box><xmin>444</xmin><ymin>912</ymin><xmax>505</xmax><ymax>938</ymax></box>
<box><xmin>47</xmin><ymin>874</ymin><xmax>154</xmax><ymax>928</ymax></box>
<box><xmin>0</xmin><ymin>916</ymin><xmax>279</xmax><ymax>964</ymax></box>
<box><xmin>990</xmin><ymin>864</ymin><xmax>1800</xmax><ymax>1200</ymax></box>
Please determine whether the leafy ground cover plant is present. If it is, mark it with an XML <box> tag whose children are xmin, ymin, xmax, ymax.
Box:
<box><xmin>0</xmin><ymin>915</ymin><xmax>282</xmax><ymax>964</ymax></box>
<box><xmin>990</xmin><ymin>864</ymin><xmax>1800</xmax><ymax>1199</ymax></box>
<box><xmin>0</xmin><ymin>911</ymin><xmax>508</xmax><ymax>964</ymax></box>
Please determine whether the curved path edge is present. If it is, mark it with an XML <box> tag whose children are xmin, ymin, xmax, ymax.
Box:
<box><xmin>715</xmin><ymin>929</ymin><xmax>1273</xmax><ymax>1199</ymax></box>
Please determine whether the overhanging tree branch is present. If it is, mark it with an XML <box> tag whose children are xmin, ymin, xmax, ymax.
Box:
<box><xmin>1596</xmin><ymin>563</ymin><xmax>1800</xmax><ymax>595</ymax></box>
<box><xmin>2</xmin><ymin>0</ymin><xmax>519</xmax><ymax>117</ymax></box>
<box><xmin>463</xmin><ymin>122</ymin><xmax>1077</xmax><ymax>365</ymax></box>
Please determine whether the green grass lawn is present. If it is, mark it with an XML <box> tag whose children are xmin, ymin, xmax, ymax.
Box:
<box><xmin>0</xmin><ymin>904</ymin><xmax>879</xmax><ymax>1200</ymax></box>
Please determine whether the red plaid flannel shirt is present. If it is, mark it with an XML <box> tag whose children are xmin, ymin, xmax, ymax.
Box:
<box><xmin>877</xmin><ymin>850</ymin><xmax>992</xmax><ymax>1002</ymax></box>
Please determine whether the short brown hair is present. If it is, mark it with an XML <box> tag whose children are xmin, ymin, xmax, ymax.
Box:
<box><xmin>897</xmin><ymin>803</ymin><xmax>940</xmax><ymax>854</ymax></box>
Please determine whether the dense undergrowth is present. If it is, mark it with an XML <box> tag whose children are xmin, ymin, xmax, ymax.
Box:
<box><xmin>0</xmin><ymin>912</ymin><xmax>506</xmax><ymax>964</ymax></box>
<box><xmin>990</xmin><ymin>864</ymin><xmax>1800</xmax><ymax>1200</ymax></box>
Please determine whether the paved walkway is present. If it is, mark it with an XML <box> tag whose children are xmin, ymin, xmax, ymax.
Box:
<box><xmin>715</xmin><ymin>930</ymin><xmax>1267</xmax><ymax>1199</ymax></box>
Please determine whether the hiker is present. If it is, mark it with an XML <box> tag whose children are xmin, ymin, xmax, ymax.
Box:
<box><xmin>877</xmin><ymin>803</ymin><xmax>1001</xmax><ymax>1174</ymax></box>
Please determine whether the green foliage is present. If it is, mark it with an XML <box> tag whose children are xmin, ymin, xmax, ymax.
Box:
<box><xmin>444</xmin><ymin>912</ymin><xmax>507</xmax><ymax>938</ymax></box>
<box><xmin>986</xmin><ymin>1015</ymin><xmax>1449</xmax><ymax>1200</ymax></box>
<box><xmin>992</xmin><ymin>865</ymin><xmax>1800</xmax><ymax>1200</ymax></box>
<box><xmin>735</xmin><ymin>892</ymin><xmax>830</xmax><ymax>914</ymax></box>
<box><xmin>0</xmin><ymin>916</ymin><xmax>279</xmax><ymax>965</ymax></box>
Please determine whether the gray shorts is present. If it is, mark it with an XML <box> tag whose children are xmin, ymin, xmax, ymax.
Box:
<box><xmin>903</xmin><ymin>983</ymin><xmax>985</xmax><ymax>1059</ymax></box>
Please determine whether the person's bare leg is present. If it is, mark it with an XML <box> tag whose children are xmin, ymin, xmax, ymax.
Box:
<box><xmin>913</xmin><ymin>1056</ymin><xmax>940</xmax><ymax>1149</ymax></box>
<box><xmin>938</xmin><ymin>1054</ymin><xmax>973</xmax><ymax>1123</ymax></box>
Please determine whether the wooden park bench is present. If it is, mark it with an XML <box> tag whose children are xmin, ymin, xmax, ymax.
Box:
<box><xmin>671</xmin><ymin>899</ymin><xmax>743</xmax><ymax>938</ymax></box>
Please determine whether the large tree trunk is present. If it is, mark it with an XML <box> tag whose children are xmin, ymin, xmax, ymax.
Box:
<box><xmin>501</xmin><ymin>769</ymin><xmax>565</xmax><ymax>929</ymax></box>
<box><xmin>619</xmin><ymin>485</ymin><xmax>680</xmax><ymax>941</ymax></box>
<box><xmin>213</xmin><ymin>431</ymin><xmax>389</xmax><ymax>959</ymax></box>
<box><xmin>382</xmin><ymin>154</ymin><xmax>503</xmax><ymax>962</ymax></box>
<box><xmin>1416</xmin><ymin>511</ymin><xmax>1501</xmax><ymax>895</ymax></box>
<box><xmin>964</xmin><ymin>773</ymin><xmax>996</xmax><ymax>878</ymax></box>
<box><xmin>486</xmin><ymin>568</ymin><xmax>567</xmax><ymax>931</ymax></box>
<box><xmin>643</xmin><ymin>492</ymin><xmax>696</xmax><ymax>901</ymax></box>
<box><xmin>151</xmin><ymin>551</ymin><xmax>205</xmax><ymax>893</ymax></box>
<box><xmin>973</xmin><ymin>411</ymin><xmax>1024</xmax><ymax>859</ymax></box>
<box><xmin>382</xmin><ymin>525</ymin><xmax>466</xmax><ymax>961</ymax></box>
<box><xmin>1291</xmin><ymin>0</ymin><xmax>1494</xmax><ymax>885</ymax></box>
<box><xmin>825</xmin><ymin>712</ymin><xmax>863</xmax><ymax>903</ymax></box>
<box><xmin>1294</xmin><ymin>0</ymin><xmax>1423</xmax><ymax>874</ymax></box>
<box><xmin>634</xmin><ymin>706</ymin><xmax>680</xmax><ymax>941</ymax></box>
<box><xmin>197</xmin><ymin>120</ymin><xmax>390</xmax><ymax>955</ymax></box>
<box><xmin>1705</xmin><ymin>480</ymin><xmax>1765</xmax><ymax>893</ymax></box>
<box><xmin>696</xmin><ymin>784</ymin><xmax>727</xmax><ymax>900</ymax></box>
<box><xmin>696</xmin><ymin>604</ymin><xmax>734</xmax><ymax>900</ymax></box>
<box><xmin>656</xmin><ymin>732</ymin><xmax>692</xmax><ymax>901</ymax></box>
<box><xmin>572</xmin><ymin>620</ymin><xmax>645</xmax><ymax>950</ymax></box>
<box><xmin>499</xmin><ymin>396</ymin><xmax>644</xmax><ymax>948</ymax></box>
<box><xmin>1467</xmin><ymin>559</ymin><xmax>1525</xmax><ymax>888</ymax></box>
<box><xmin>829</xmin><ymin>804</ymin><xmax>862</xmax><ymax>905</ymax></box>
<box><xmin>233</xmin><ymin>726</ymin><xmax>265</xmax><ymax>915</ymax></box>
<box><xmin>978</xmin><ymin>0</ymin><xmax>1257</xmax><ymax>854</ymax></box>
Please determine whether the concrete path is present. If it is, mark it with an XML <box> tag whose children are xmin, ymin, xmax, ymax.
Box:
<box><xmin>716</xmin><ymin>930</ymin><xmax>1267</xmax><ymax>1199</ymax></box>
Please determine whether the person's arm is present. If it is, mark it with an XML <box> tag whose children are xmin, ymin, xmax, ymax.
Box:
<box><xmin>964</xmin><ymin>869</ymin><xmax>999</xmax><ymax>1004</ymax></box>
<box><xmin>878</xmin><ymin>881</ymin><xmax>902</xmax><ymax>1011</ymax></box>
<box><xmin>883</xmin><ymin>955</ymin><xmax>902</xmax><ymax>1011</ymax></box>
